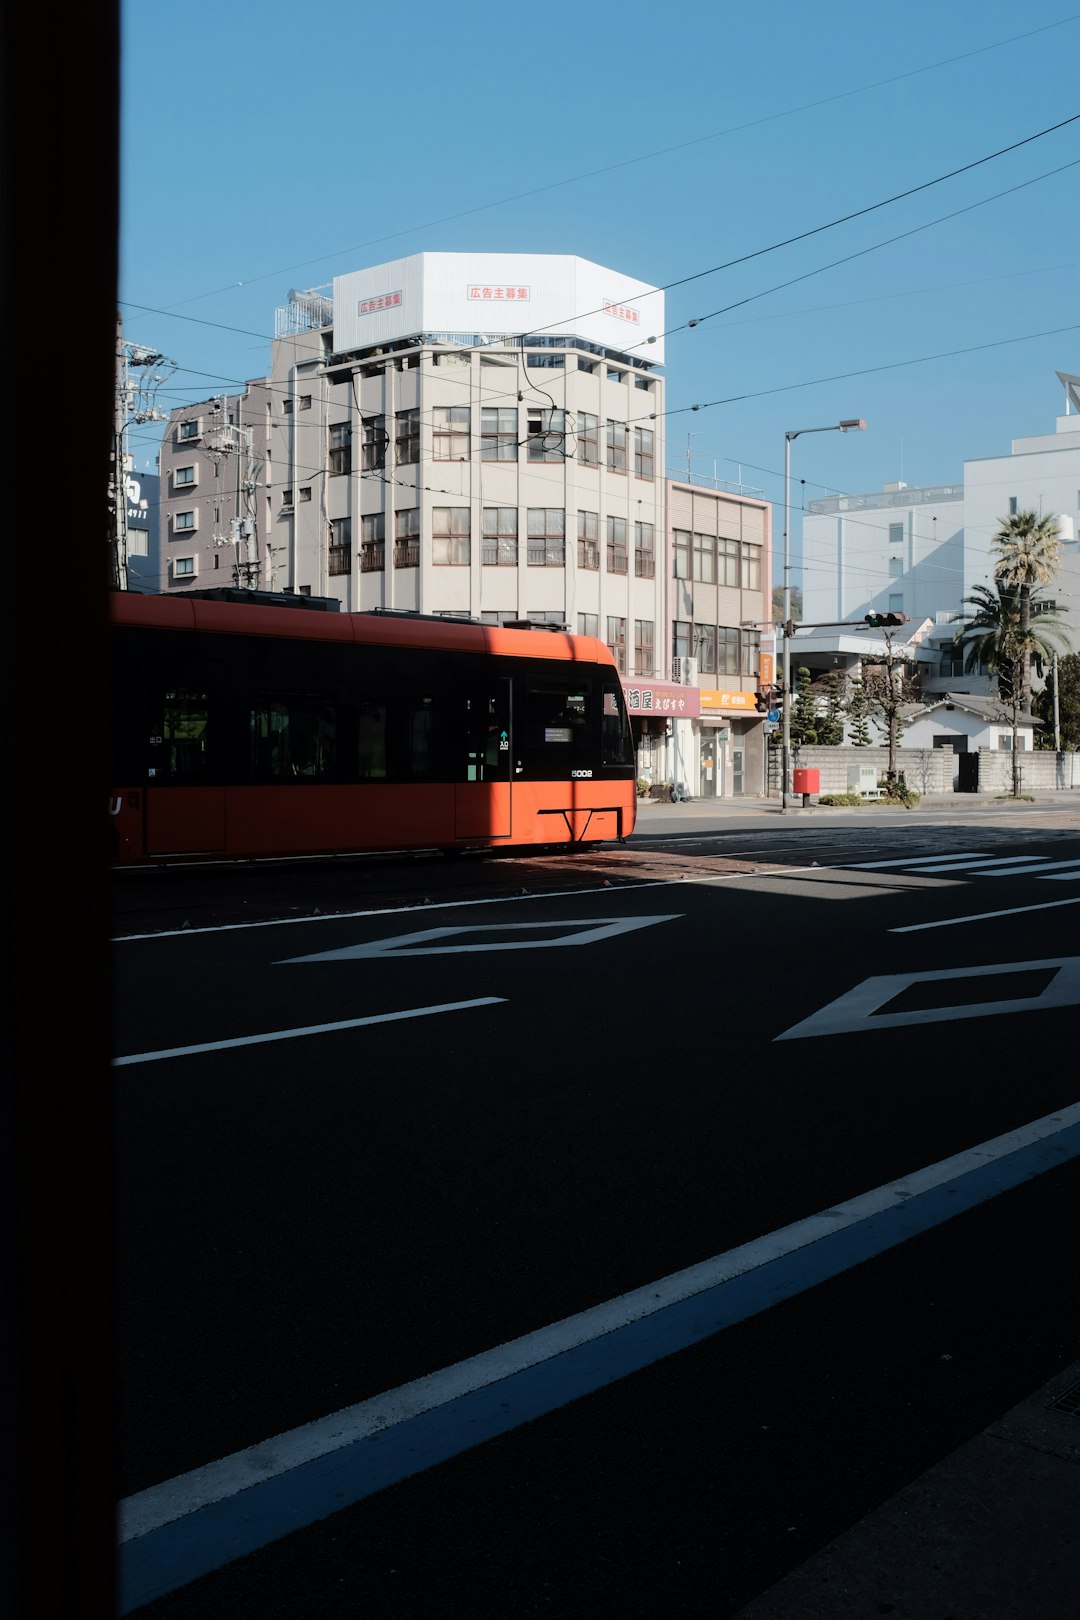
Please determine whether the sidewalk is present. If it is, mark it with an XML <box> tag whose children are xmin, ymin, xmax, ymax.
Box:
<box><xmin>732</xmin><ymin>1357</ymin><xmax>1080</xmax><ymax>1620</ymax></box>
<box><xmin>633</xmin><ymin>790</ymin><xmax>1080</xmax><ymax>818</ymax></box>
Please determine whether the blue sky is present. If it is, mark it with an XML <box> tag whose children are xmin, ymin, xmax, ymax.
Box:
<box><xmin>120</xmin><ymin>1</ymin><xmax>1080</xmax><ymax>581</ymax></box>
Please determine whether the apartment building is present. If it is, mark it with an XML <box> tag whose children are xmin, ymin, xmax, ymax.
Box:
<box><xmin>158</xmin><ymin>382</ymin><xmax>274</xmax><ymax>591</ymax></box>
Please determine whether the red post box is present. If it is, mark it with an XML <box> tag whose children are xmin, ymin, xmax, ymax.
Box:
<box><xmin>792</xmin><ymin>768</ymin><xmax>819</xmax><ymax>797</ymax></box>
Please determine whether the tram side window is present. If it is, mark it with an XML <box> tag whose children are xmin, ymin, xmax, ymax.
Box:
<box><xmin>601</xmin><ymin>683</ymin><xmax>634</xmax><ymax>766</ymax></box>
<box><xmin>251</xmin><ymin>697</ymin><xmax>336</xmax><ymax>780</ymax></box>
<box><xmin>357</xmin><ymin>701</ymin><xmax>387</xmax><ymax>779</ymax></box>
<box><xmin>163</xmin><ymin>689</ymin><xmax>209</xmax><ymax>780</ymax></box>
<box><xmin>523</xmin><ymin>681</ymin><xmax>593</xmax><ymax>769</ymax></box>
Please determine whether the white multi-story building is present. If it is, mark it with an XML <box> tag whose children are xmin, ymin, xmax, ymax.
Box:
<box><xmin>156</xmin><ymin>251</ymin><xmax>774</xmax><ymax>794</ymax></box>
<box><xmin>800</xmin><ymin>370</ymin><xmax>1080</xmax><ymax>702</ymax></box>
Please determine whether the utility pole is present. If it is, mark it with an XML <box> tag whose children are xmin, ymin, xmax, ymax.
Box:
<box><xmin>110</xmin><ymin>314</ymin><xmax>176</xmax><ymax>589</ymax></box>
<box><xmin>207</xmin><ymin>397</ymin><xmax>261</xmax><ymax>588</ymax></box>
<box><xmin>1054</xmin><ymin>649</ymin><xmax>1061</xmax><ymax>752</ymax></box>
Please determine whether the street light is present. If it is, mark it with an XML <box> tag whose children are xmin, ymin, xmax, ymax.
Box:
<box><xmin>781</xmin><ymin>419</ymin><xmax>866</xmax><ymax>809</ymax></box>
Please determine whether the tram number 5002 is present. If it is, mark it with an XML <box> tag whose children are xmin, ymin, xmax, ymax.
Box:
<box><xmin>571</xmin><ymin>769</ymin><xmax>594</xmax><ymax>779</ymax></box>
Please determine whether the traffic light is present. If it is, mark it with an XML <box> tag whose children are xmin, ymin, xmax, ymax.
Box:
<box><xmin>755</xmin><ymin>688</ymin><xmax>772</xmax><ymax>713</ymax></box>
<box><xmin>865</xmin><ymin>611</ymin><xmax>910</xmax><ymax>628</ymax></box>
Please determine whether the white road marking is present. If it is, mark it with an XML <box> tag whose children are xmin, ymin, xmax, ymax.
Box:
<box><xmin>279</xmin><ymin>914</ymin><xmax>681</xmax><ymax>963</ymax></box>
<box><xmin>775</xmin><ymin>956</ymin><xmax>1080</xmax><ymax>1040</ymax></box>
<box><xmin>890</xmin><ymin>896</ymin><xmax>1080</xmax><ymax>932</ymax></box>
<box><xmin>118</xmin><ymin>1098</ymin><xmax>1080</xmax><ymax>1546</ymax></box>
<box><xmin>848</xmin><ymin>851</ymin><xmax>986</xmax><ymax>869</ymax></box>
<box><xmin>915</xmin><ymin>856</ymin><xmax>1080</xmax><ymax>876</ymax></box>
<box><xmin>112</xmin><ymin>998</ymin><xmax>506</xmax><ymax>1067</ymax></box>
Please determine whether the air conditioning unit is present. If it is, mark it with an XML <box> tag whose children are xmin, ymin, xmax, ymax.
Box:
<box><xmin>672</xmin><ymin>656</ymin><xmax>698</xmax><ymax>684</ymax></box>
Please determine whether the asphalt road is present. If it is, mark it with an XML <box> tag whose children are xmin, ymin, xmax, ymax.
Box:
<box><xmin>110</xmin><ymin>809</ymin><xmax>1080</xmax><ymax>1616</ymax></box>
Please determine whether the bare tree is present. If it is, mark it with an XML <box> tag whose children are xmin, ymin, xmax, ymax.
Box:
<box><xmin>861</xmin><ymin>633</ymin><xmax>920</xmax><ymax>783</ymax></box>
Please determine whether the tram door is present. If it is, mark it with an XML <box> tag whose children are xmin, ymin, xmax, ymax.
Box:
<box><xmin>455</xmin><ymin>678</ymin><xmax>512</xmax><ymax>838</ymax></box>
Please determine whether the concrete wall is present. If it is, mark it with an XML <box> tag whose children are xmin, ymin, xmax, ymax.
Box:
<box><xmin>787</xmin><ymin>745</ymin><xmax>1080</xmax><ymax>796</ymax></box>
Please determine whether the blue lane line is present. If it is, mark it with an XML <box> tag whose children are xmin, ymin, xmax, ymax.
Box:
<box><xmin>118</xmin><ymin>1119</ymin><xmax>1080</xmax><ymax>1614</ymax></box>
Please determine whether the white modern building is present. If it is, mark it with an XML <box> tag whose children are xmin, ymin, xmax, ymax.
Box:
<box><xmin>800</xmin><ymin>370</ymin><xmax>1080</xmax><ymax>699</ymax></box>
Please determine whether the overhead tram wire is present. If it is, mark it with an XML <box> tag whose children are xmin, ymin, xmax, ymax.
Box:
<box><xmin>119</xmin><ymin>111</ymin><xmax>1080</xmax><ymax>435</ymax></box>
<box><xmin>138</xmin><ymin>313</ymin><xmax>1080</xmax><ymax>516</ymax></box>
<box><xmin>142</xmin><ymin>13</ymin><xmax>1080</xmax><ymax>313</ymax></box>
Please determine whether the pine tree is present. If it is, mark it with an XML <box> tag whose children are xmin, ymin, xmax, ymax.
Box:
<box><xmin>817</xmin><ymin>671</ymin><xmax>845</xmax><ymax>746</ymax></box>
<box><xmin>846</xmin><ymin>677</ymin><xmax>873</xmax><ymax>746</ymax></box>
<box><xmin>790</xmin><ymin>666</ymin><xmax>819</xmax><ymax>746</ymax></box>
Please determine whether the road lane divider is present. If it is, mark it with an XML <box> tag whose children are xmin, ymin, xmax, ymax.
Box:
<box><xmin>118</xmin><ymin>1102</ymin><xmax>1080</xmax><ymax>1612</ymax></box>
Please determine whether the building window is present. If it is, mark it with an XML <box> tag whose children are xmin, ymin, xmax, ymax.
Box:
<box><xmin>482</xmin><ymin>507</ymin><xmax>518</xmax><ymax>566</ymax></box>
<box><xmin>606</xmin><ymin>515</ymin><xmax>628</xmax><ymax>574</ymax></box>
<box><xmin>634</xmin><ymin>619</ymin><xmax>654</xmax><ymax>676</ymax></box>
<box><xmin>1033</xmin><ymin>598</ymin><xmax>1058</xmax><ymax>615</ymax></box>
<box><xmin>433</xmin><ymin>405</ymin><xmax>470</xmax><ymax>461</ymax></box>
<box><xmin>174</xmin><ymin>466</ymin><xmax>196</xmax><ymax>488</ymax></box>
<box><xmin>888</xmin><ymin>556</ymin><xmax>903</xmax><ymax>578</ymax></box>
<box><xmin>693</xmin><ymin>532</ymin><xmax>715</xmax><ymax>584</ymax></box>
<box><xmin>480</xmin><ymin>406</ymin><xmax>518</xmax><ymax>461</ymax></box>
<box><xmin>283</xmin><ymin>398</ymin><xmax>294</xmax><ymax>414</ymax></box>
<box><xmin>606</xmin><ymin>368</ymin><xmax>624</xmax><ymax>383</ymax></box>
<box><xmin>432</xmin><ymin>506</ymin><xmax>470</xmax><ymax>565</ymax></box>
<box><xmin>526</xmin><ymin>353</ymin><xmax>565</xmax><ymax>368</ymax></box>
<box><xmin>128</xmin><ymin>530</ymin><xmax>148</xmax><ymax>557</ymax></box>
<box><xmin>888</xmin><ymin>592</ymin><xmax>904</xmax><ymax>612</ymax></box>
<box><xmin>578</xmin><ymin>613</ymin><xmax>598</xmax><ymax>637</ymax></box>
<box><xmin>633</xmin><ymin>426</ymin><xmax>654</xmax><ymax>480</ymax></box>
<box><xmin>361</xmin><ymin>416</ymin><xmax>387</xmax><ymax>471</ymax></box>
<box><xmin>173</xmin><ymin>556</ymin><xmax>195</xmax><ymax>578</ymax></box>
<box><xmin>606</xmin><ymin>420</ymin><xmax>627</xmax><ymax>473</ymax></box>
<box><xmin>718</xmin><ymin>625</ymin><xmax>739</xmax><ymax>675</ymax></box>
<box><xmin>634</xmin><ymin>522</ymin><xmax>655</xmax><ymax>578</ymax></box>
<box><xmin>174</xmin><ymin>511</ymin><xmax>196</xmax><ymax>532</ymax></box>
<box><xmin>576</xmin><ymin>411</ymin><xmax>599</xmax><ymax>466</ymax></box>
<box><xmin>329</xmin><ymin>422</ymin><xmax>352</xmax><ymax>475</ymax></box>
<box><xmin>527</xmin><ymin>508</ymin><xmax>565</xmax><ymax>566</ymax></box>
<box><xmin>178</xmin><ymin>420</ymin><xmax>200</xmax><ymax>441</ymax></box>
<box><xmin>888</xmin><ymin>522</ymin><xmax>904</xmax><ymax>544</ymax></box>
<box><xmin>1009</xmin><ymin>496</ymin><xmax>1018</xmax><ymax>515</ymax></box>
<box><xmin>696</xmin><ymin>624</ymin><xmax>717</xmax><ymax>675</ymax></box>
<box><xmin>281</xmin><ymin>489</ymin><xmax>293</xmax><ymax>510</ymax></box>
<box><xmin>330</xmin><ymin>514</ymin><xmax>354</xmax><ymax>575</ymax></box>
<box><xmin>719</xmin><ymin>538</ymin><xmax>740</xmax><ymax>588</ymax></box>
<box><xmin>395</xmin><ymin>408</ymin><xmax>420</xmax><ymax>466</ymax></box>
<box><xmin>578</xmin><ymin>509</ymin><xmax>599</xmax><ymax>570</ymax></box>
<box><xmin>634</xmin><ymin>376</ymin><xmax>652</xmax><ymax>391</ymax></box>
<box><xmin>741</xmin><ymin>628</ymin><xmax>760</xmax><ymax>675</ymax></box>
<box><xmin>527</xmin><ymin>407</ymin><xmax>566</xmax><ymax>461</ymax></box>
<box><xmin>299</xmin><ymin>487</ymin><xmax>312</xmax><ymax>503</ymax></box>
<box><xmin>741</xmin><ymin>543</ymin><xmax>761</xmax><ymax>592</ymax></box>
<box><xmin>672</xmin><ymin>621</ymin><xmax>691</xmax><ymax>661</ymax></box>
<box><xmin>999</xmin><ymin>733</ymin><xmax>1026</xmax><ymax>750</ymax></box>
<box><xmin>672</xmin><ymin>530</ymin><xmax>691</xmax><ymax>579</ymax></box>
<box><xmin>298</xmin><ymin>394</ymin><xmax>312</xmax><ymax>411</ymax></box>
<box><xmin>394</xmin><ymin>507</ymin><xmax>419</xmax><ymax>569</ymax></box>
<box><xmin>578</xmin><ymin>359</ymin><xmax>595</xmax><ymax>374</ymax></box>
<box><xmin>607</xmin><ymin>616</ymin><xmax>626</xmax><ymax>673</ymax></box>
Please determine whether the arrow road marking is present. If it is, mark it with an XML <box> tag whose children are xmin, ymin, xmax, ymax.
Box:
<box><xmin>775</xmin><ymin>955</ymin><xmax>1080</xmax><ymax>1040</ymax></box>
<box><xmin>278</xmin><ymin>914</ymin><xmax>682</xmax><ymax>964</ymax></box>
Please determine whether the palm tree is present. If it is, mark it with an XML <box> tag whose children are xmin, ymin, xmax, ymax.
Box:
<box><xmin>953</xmin><ymin>583</ymin><xmax>1068</xmax><ymax>702</ymax></box>
<box><xmin>954</xmin><ymin>583</ymin><xmax>1069</xmax><ymax>790</ymax></box>
<box><xmin>991</xmin><ymin>510</ymin><xmax>1063</xmax><ymax>706</ymax></box>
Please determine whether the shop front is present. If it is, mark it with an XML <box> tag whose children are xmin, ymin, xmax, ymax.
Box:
<box><xmin>697</xmin><ymin>688</ymin><xmax>765</xmax><ymax>797</ymax></box>
<box><xmin>621</xmin><ymin>680</ymin><xmax>701</xmax><ymax>796</ymax></box>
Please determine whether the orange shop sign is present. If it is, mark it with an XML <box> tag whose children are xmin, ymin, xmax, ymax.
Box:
<box><xmin>700</xmin><ymin>689</ymin><xmax>757</xmax><ymax>713</ymax></box>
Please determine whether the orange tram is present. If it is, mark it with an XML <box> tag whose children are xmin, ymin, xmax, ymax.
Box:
<box><xmin>108</xmin><ymin>589</ymin><xmax>638</xmax><ymax>866</ymax></box>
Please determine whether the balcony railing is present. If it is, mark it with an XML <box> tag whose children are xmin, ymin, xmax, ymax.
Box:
<box><xmin>527</xmin><ymin>542</ymin><xmax>565</xmax><ymax>566</ymax></box>
<box><xmin>328</xmin><ymin>546</ymin><xmax>353</xmax><ymax>576</ymax></box>
<box><xmin>634</xmin><ymin>550</ymin><xmax>655</xmax><ymax>577</ymax></box>
<box><xmin>606</xmin><ymin>546</ymin><xmax>628</xmax><ymax>575</ymax></box>
<box><xmin>358</xmin><ymin>543</ymin><xmax>384</xmax><ymax>573</ymax></box>
<box><xmin>393</xmin><ymin>541</ymin><xmax>420</xmax><ymax>569</ymax></box>
<box><xmin>577</xmin><ymin>541</ymin><xmax>599</xmax><ymax>570</ymax></box>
